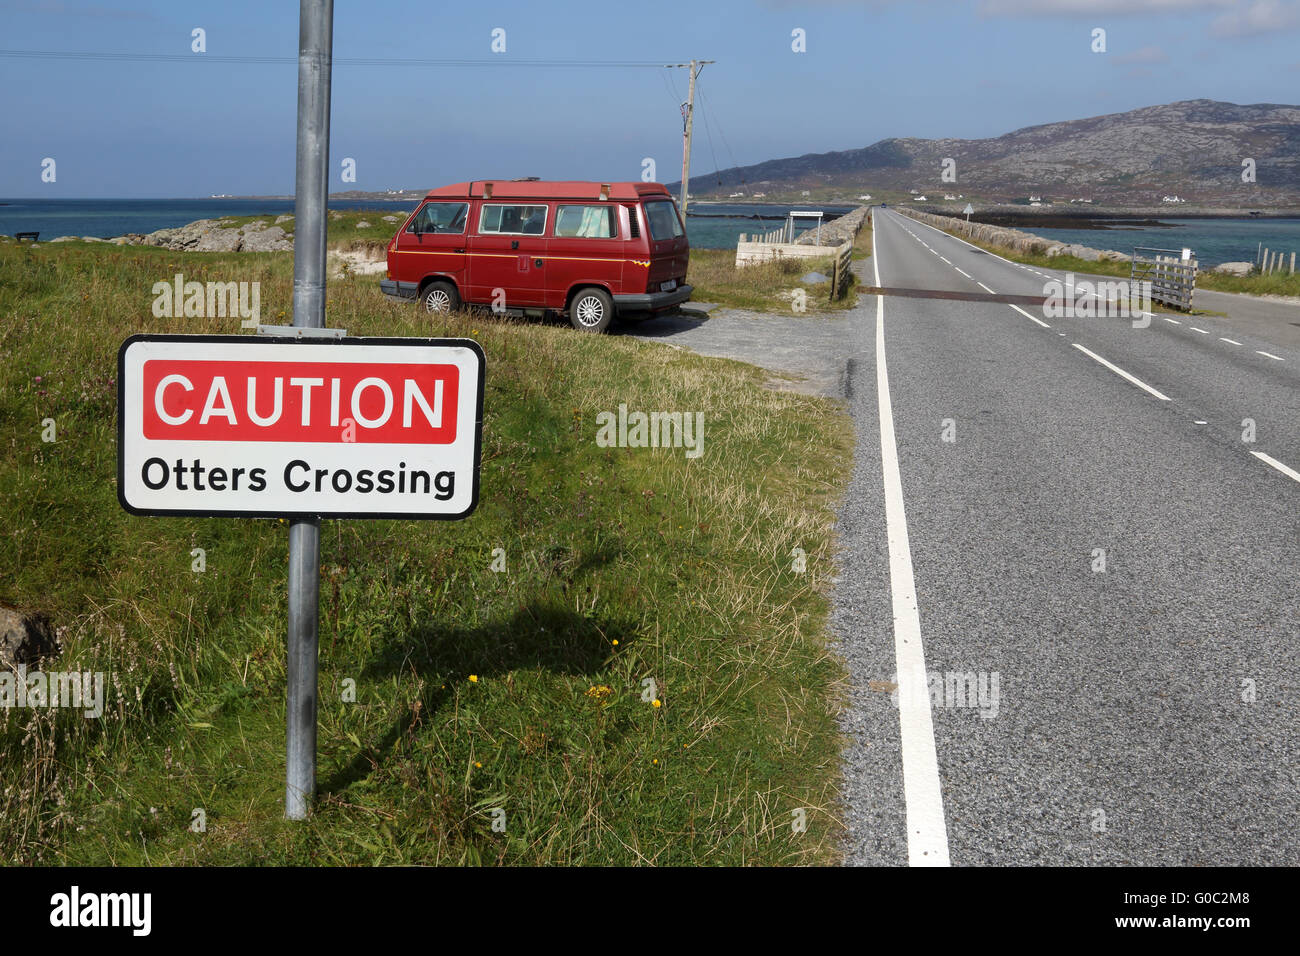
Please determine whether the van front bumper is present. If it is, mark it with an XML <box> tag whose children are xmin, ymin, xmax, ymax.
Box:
<box><xmin>379</xmin><ymin>279</ymin><xmax>419</xmax><ymax>301</ymax></box>
<box><xmin>613</xmin><ymin>284</ymin><xmax>693</xmax><ymax>313</ymax></box>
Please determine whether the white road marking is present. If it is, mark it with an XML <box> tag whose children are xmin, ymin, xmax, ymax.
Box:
<box><xmin>1220</xmin><ymin>337</ymin><xmax>1242</xmax><ymax>346</ymax></box>
<box><xmin>1071</xmin><ymin>343</ymin><xmax>1172</xmax><ymax>401</ymax></box>
<box><xmin>1251</xmin><ymin>451</ymin><xmax>1300</xmax><ymax>483</ymax></box>
<box><xmin>940</xmin><ymin>257</ymin><xmax>951</xmax><ymax>264</ymax></box>
<box><xmin>955</xmin><ymin>268</ymin><xmax>972</xmax><ymax>278</ymax></box>
<box><xmin>1190</xmin><ymin>327</ymin><xmax>1210</xmax><ymax>334</ymax></box>
<box><xmin>1163</xmin><ymin>317</ymin><xmax>1181</xmax><ymax>325</ymax></box>
<box><xmin>1257</xmin><ymin>350</ymin><xmax>1284</xmax><ymax>361</ymax></box>
<box><xmin>1009</xmin><ymin>303</ymin><xmax>1051</xmax><ymax>328</ymax></box>
<box><xmin>1194</xmin><ymin>420</ymin><xmax>1207</xmax><ymax>424</ymax></box>
<box><xmin>977</xmin><ymin>282</ymin><xmax>996</xmax><ymax>294</ymax></box>
<box><xmin>872</xmin><ymin>222</ymin><xmax>951</xmax><ymax>867</ymax></box>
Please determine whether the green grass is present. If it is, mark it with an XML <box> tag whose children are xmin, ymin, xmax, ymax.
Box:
<box><xmin>0</xmin><ymin>237</ymin><xmax>853</xmax><ymax>865</ymax></box>
<box><xmin>686</xmin><ymin>219</ymin><xmax>871</xmax><ymax>314</ymax></box>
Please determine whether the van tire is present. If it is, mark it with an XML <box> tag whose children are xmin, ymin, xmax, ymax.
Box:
<box><xmin>569</xmin><ymin>287</ymin><xmax>614</xmax><ymax>333</ymax></box>
<box><xmin>421</xmin><ymin>281</ymin><xmax>459</xmax><ymax>314</ymax></box>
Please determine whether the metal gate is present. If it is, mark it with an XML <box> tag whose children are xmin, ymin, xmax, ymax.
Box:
<box><xmin>1132</xmin><ymin>247</ymin><xmax>1197</xmax><ymax>311</ymax></box>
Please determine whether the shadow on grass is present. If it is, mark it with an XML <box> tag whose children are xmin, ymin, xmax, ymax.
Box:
<box><xmin>319</xmin><ymin>601</ymin><xmax>635</xmax><ymax>796</ymax></box>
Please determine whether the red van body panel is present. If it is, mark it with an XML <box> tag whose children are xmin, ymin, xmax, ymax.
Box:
<box><xmin>380</xmin><ymin>181</ymin><xmax>691</xmax><ymax>324</ymax></box>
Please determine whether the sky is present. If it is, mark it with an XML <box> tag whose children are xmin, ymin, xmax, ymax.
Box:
<box><xmin>3</xmin><ymin>0</ymin><xmax>1300</xmax><ymax>197</ymax></box>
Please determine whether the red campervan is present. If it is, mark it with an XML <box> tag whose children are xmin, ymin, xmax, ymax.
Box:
<box><xmin>379</xmin><ymin>180</ymin><xmax>692</xmax><ymax>333</ymax></box>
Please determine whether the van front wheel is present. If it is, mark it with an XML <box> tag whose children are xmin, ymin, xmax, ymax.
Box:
<box><xmin>570</xmin><ymin>288</ymin><xmax>614</xmax><ymax>333</ymax></box>
<box><xmin>421</xmin><ymin>281</ymin><xmax>459</xmax><ymax>314</ymax></box>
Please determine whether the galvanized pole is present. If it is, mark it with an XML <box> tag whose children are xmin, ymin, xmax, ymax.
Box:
<box><xmin>286</xmin><ymin>0</ymin><xmax>333</xmax><ymax>820</ymax></box>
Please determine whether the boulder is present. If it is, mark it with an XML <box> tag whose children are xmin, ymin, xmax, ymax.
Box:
<box><xmin>355</xmin><ymin>220</ymin><xmax>372</xmax><ymax>229</ymax></box>
<box><xmin>1214</xmin><ymin>261</ymin><xmax>1253</xmax><ymax>276</ymax></box>
<box><xmin>240</xmin><ymin>225</ymin><xmax>292</xmax><ymax>252</ymax></box>
<box><xmin>381</xmin><ymin>215</ymin><xmax>399</xmax><ymax>223</ymax></box>
<box><xmin>192</xmin><ymin>227</ymin><xmax>243</xmax><ymax>252</ymax></box>
<box><xmin>0</xmin><ymin>606</ymin><xmax>58</xmax><ymax>670</ymax></box>
<box><xmin>275</xmin><ymin>214</ymin><xmax>294</xmax><ymax>225</ymax></box>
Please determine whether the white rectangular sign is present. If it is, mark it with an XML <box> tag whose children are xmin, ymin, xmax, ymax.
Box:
<box><xmin>118</xmin><ymin>335</ymin><xmax>484</xmax><ymax>519</ymax></box>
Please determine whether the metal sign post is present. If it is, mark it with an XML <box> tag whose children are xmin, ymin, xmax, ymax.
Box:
<box><xmin>116</xmin><ymin>1</ymin><xmax>486</xmax><ymax>828</ymax></box>
<box><xmin>287</xmin><ymin>0</ymin><xmax>333</xmax><ymax>820</ymax></box>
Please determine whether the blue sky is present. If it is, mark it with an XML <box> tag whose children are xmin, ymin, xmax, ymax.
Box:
<box><xmin>4</xmin><ymin>0</ymin><xmax>1299</xmax><ymax>197</ymax></box>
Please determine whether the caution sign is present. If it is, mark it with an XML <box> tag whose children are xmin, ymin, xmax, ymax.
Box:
<box><xmin>118</xmin><ymin>334</ymin><xmax>484</xmax><ymax>519</ymax></box>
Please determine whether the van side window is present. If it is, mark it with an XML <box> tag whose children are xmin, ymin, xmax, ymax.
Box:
<box><xmin>479</xmin><ymin>203</ymin><xmax>548</xmax><ymax>236</ymax></box>
<box><xmin>407</xmin><ymin>202</ymin><xmax>468</xmax><ymax>234</ymax></box>
<box><xmin>554</xmin><ymin>204</ymin><xmax>617</xmax><ymax>239</ymax></box>
<box><xmin>643</xmin><ymin>200</ymin><xmax>684</xmax><ymax>240</ymax></box>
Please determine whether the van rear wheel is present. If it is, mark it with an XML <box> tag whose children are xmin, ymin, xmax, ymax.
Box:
<box><xmin>570</xmin><ymin>287</ymin><xmax>614</xmax><ymax>333</ymax></box>
<box><xmin>421</xmin><ymin>281</ymin><xmax>459</xmax><ymax>314</ymax></box>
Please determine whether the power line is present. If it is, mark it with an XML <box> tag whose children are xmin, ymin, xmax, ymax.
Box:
<box><xmin>697</xmin><ymin>84</ymin><xmax>744</xmax><ymax>185</ymax></box>
<box><xmin>0</xmin><ymin>49</ymin><xmax>675</xmax><ymax>68</ymax></box>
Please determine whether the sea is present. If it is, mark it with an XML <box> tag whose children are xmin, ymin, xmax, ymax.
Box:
<box><xmin>0</xmin><ymin>198</ymin><xmax>855</xmax><ymax>251</ymax></box>
<box><xmin>1023</xmin><ymin>217</ymin><xmax>1300</xmax><ymax>269</ymax></box>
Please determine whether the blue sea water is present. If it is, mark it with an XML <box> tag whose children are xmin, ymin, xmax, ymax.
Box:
<box><xmin>1024</xmin><ymin>217</ymin><xmax>1300</xmax><ymax>269</ymax></box>
<box><xmin>0</xmin><ymin>198</ymin><xmax>853</xmax><ymax>251</ymax></box>
<box><xmin>0</xmin><ymin>198</ymin><xmax>418</xmax><ymax>242</ymax></box>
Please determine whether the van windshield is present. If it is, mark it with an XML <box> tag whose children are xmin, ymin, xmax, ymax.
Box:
<box><xmin>643</xmin><ymin>200</ymin><xmax>684</xmax><ymax>240</ymax></box>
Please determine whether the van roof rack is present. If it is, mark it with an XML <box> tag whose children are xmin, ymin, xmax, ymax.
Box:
<box><xmin>512</xmin><ymin>177</ymin><xmax>540</xmax><ymax>181</ymax></box>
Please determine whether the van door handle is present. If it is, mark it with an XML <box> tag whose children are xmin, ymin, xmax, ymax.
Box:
<box><xmin>511</xmin><ymin>240</ymin><xmax>520</xmax><ymax>250</ymax></box>
<box><xmin>534</xmin><ymin>259</ymin><xmax>543</xmax><ymax>268</ymax></box>
<box><xmin>454</xmin><ymin>248</ymin><xmax>465</xmax><ymax>253</ymax></box>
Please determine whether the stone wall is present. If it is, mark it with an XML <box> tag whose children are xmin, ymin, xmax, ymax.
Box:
<box><xmin>893</xmin><ymin>207</ymin><xmax>1129</xmax><ymax>263</ymax></box>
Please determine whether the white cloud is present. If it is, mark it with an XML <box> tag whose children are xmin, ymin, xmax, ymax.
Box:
<box><xmin>1210</xmin><ymin>0</ymin><xmax>1300</xmax><ymax>35</ymax></box>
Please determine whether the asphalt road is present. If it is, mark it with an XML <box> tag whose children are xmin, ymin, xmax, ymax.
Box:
<box><xmin>835</xmin><ymin>208</ymin><xmax>1300</xmax><ymax>866</ymax></box>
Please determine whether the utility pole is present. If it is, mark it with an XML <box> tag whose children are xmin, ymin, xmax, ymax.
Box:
<box><xmin>286</xmin><ymin>0</ymin><xmax>333</xmax><ymax>820</ymax></box>
<box><xmin>668</xmin><ymin>59</ymin><xmax>713</xmax><ymax>218</ymax></box>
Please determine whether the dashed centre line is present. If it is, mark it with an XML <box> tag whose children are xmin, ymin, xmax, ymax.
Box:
<box><xmin>1071</xmin><ymin>343</ymin><xmax>1172</xmax><ymax>401</ymax></box>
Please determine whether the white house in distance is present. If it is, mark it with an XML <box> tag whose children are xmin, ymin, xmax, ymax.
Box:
<box><xmin>1162</xmin><ymin>195</ymin><xmax>1187</xmax><ymax>203</ymax></box>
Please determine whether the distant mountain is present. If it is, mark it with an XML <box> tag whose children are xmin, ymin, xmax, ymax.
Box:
<box><xmin>681</xmin><ymin>100</ymin><xmax>1300</xmax><ymax>206</ymax></box>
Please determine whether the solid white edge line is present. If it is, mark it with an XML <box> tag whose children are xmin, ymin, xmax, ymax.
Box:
<box><xmin>1071</xmin><ymin>343</ymin><xmax>1172</xmax><ymax>401</ymax></box>
<box><xmin>1251</xmin><ymin>451</ymin><xmax>1300</xmax><ymax>483</ymax></box>
<box><xmin>872</xmin><ymin>215</ymin><xmax>951</xmax><ymax>867</ymax></box>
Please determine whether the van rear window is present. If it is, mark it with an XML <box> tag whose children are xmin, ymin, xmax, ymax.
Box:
<box><xmin>643</xmin><ymin>200</ymin><xmax>684</xmax><ymax>240</ymax></box>
<box><xmin>554</xmin><ymin>204</ymin><xmax>617</xmax><ymax>239</ymax></box>
<box><xmin>479</xmin><ymin>203</ymin><xmax>548</xmax><ymax>236</ymax></box>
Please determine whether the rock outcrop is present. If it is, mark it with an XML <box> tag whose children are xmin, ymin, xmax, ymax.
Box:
<box><xmin>109</xmin><ymin>218</ymin><xmax>294</xmax><ymax>252</ymax></box>
<box><xmin>0</xmin><ymin>605</ymin><xmax>58</xmax><ymax>670</ymax></box>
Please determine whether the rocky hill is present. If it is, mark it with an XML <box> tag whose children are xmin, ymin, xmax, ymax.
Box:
<box><xmin>683</xmin><ymin>100</ymin><xmax>1300</xmax><ymax>207</ymax></box>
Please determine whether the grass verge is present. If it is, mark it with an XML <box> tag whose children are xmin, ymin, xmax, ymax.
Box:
<box><xmin>0</xmin><ymin>237</ymin><xmax>852</xmax><ymax>865</ymax></box>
